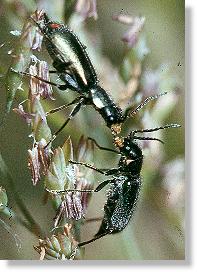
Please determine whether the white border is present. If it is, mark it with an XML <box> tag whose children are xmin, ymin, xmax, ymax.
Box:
<box><xmin>0</xmin><ymin>0</ymin><xmax>194</xmax><ymax>271</ymax></box>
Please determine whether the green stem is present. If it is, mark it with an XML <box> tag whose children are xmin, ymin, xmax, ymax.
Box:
<box><xmin>0</xmin><ymin>217</ymin><xmax>22</xmax><ymax>251</ymax></box>
<box><xmin>0</xmin><ymin>152</ymin><xmax>44</xmax><ymax>238</ymax></box>
<box><xmin>2</xmin><ymin>206</ymin><xmax>36</xmax><ymax>236</ymax></box>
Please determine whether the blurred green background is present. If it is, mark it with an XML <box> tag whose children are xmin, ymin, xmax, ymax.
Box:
<box><xmin>0</xmin><ymin>0</ymin><xmax>184</xmax><ymax>260</ymax></box>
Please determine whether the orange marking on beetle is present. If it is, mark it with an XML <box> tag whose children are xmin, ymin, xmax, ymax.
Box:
<box><xmin>49</xmin><ymin>23</ymin><xmax>61</xmax><ymax>29</ymax></box>
<box><xmin>114</xmin><ymin>136</ymin><xmax>124</xmax><ymax>148</ymax></box>
<box><xmin>111</xmin><ymin>124</ymin><xmax>122</xmax><ymax>135</ymax></box>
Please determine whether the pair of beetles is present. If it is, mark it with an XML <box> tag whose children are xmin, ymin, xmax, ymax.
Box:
<box><xmin>22</xmin><ymin>12</ymin><xmax>180</xmax><ymax>247</ymax></box>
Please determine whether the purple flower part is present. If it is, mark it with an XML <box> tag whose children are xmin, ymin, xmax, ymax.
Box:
<box><xmin>67</xmin><ymin>193</ymin><xmax>83</xmax><ymax>220</ymax></box>
<box><xmin>29</xmin><ymin>61</ymin><xmax>54</xmax><ymax>100</ymax></box>
<box><xmin>31</xmin><ymin>9</ymin><xmax>45</xmax><ymax>24</ymax></box>
<box><xmin>28</xmin><ymin>140</ymin><xmax>50</xmax><ymax>185</ymax></box>
<box><xmin>28</xmin><ymin>145</ymin><xmax>41</xmax><ymax>185</ymax></box>
<box><xmin>59</xmin><ymin>190</ymin><xmax>85</xmax><ymax>220</ymax></box>
<box><xmin>54</xmin><ymin>193</ymin><xmax>83</xmax><ymax>227</ymax></box>
<box><xmin>122</xmin><ymin>17</ymin><xmax>145</xmax><ymax>48</ymax></box>
<box><xmin>38</xmin><ymin>61</ymin><xmax>54</xmax><ymax>100</ymax></box>
<box><xmin>30</xmin><ymin>11</ymin><xmax>44</xmax><ymax>51</ymax></box>
<box><xmin>75</xmin><ymin>0</ymin><xmax>98</xmax><ymax>20</ymax></box>
<box><xmin>37</xmin><ymin>139</ymin><xmax>50</xmax><ymax>175</ymax></box>
<box><xmin>20</xmin><ymin>11</ymin><xmax>44</xmax><ymax>52</ymax></box>
<box><xmin>141</xmin><ymin>69</ymin><xmax>160</xmax><ymax>97</ymax></box>
<box><xmin>76</xmin><ymin>177</ymin><xmax>92</xmax><ymax>211</ymax></box>
<box><xmin>54</xmin><ymin>176</ymin><xmax>93</xmax><ymax>226</ymax></box>
<box><xmin>64</xmin><ymin>194</ymin><xmax>73</xmax><ymax>218</ymax></box>
<box><xmin>112</xmin><ymin>13</ymin><xmax>134</xmax><ymax>25</ymax></box>
<box><xmin>29</xmin><ymin>64</ymin><xmax>40</xmax><ymax>97</ymax></box>
<box><xmin>32</xmin><ymin>31</ymin><xmax>43</xmax><ymax>51</ymax></box>
<box><xmin>13</xmin><ymin>104</ymin><xmax>34</xmax><ymax>125</ymax></box>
